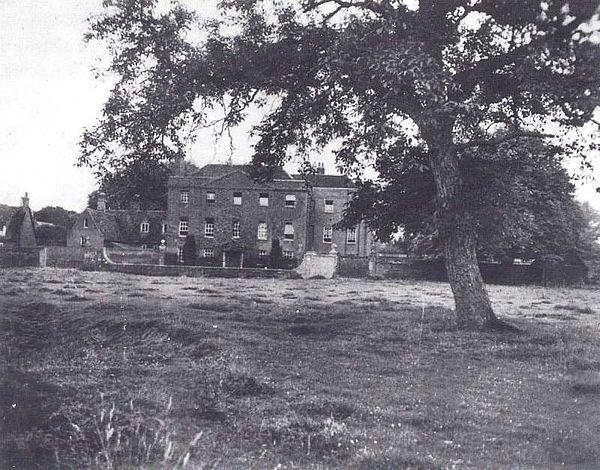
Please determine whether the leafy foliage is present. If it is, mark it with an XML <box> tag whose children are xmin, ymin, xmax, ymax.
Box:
<box><xmin>82</xmin><ymin>0</ymin><xmax>600</xmax><ymax>325</ymax></box>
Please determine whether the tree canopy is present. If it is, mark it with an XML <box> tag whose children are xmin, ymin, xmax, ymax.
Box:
<box><xmin>82</xmin><ymin>0</ymin><xmax>600</xmax><ymax>328</ymax></box>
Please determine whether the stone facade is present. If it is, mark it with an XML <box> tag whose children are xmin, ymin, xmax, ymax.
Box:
<box><xmin>166</xmin><ymin>164</ymin><xmax>372</xmax><ymax>266</ymax></box>
<box><xmin>67</xmin><ymin>198</ymin><xmax>166</xmax><ymax>249</ymax></box>
<box><xmin>3</xmin><ymin>193</ymin><xmax>37</xmax><ymax>248</ymax></box>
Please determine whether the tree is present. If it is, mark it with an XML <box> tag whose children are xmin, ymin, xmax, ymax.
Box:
<box><xmin>34</xmin><ymin>206</ymin><xmax>77</xmax><ymax>246</ymax></box>
<box><xmin>82</xmin><ymin>0</ymin><xmax>600</xmax><ymax>329</ymax></box>
<box><xmin>87</xmin><ymin>160</ymin><xmax>172</xmax><ymax>210</ymax></box>
<box><xmin>34</xmin><ymin>206</ymin><xmax>76</xmax><ymax>229</ymax></box>
<box><xmin>344</xmin><ymin>139</ymin><xmax>587</xmax><ymax>262</ymax></box>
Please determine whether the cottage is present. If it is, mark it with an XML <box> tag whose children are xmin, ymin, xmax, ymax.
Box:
<box><xmin>67</xmin><ymin>194</ymin><xmax>167</xmax><ymax>249</ymax></box>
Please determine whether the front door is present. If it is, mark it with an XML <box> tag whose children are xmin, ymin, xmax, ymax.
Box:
<box><xmin>224</xmin><ymin>251</ymin><xmax>243</xmax><ymax>268</ymax></box>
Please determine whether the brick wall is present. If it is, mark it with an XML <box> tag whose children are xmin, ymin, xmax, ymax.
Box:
<box><xmin>167</xmin><ymin>175</ymin><xmax>309</xmax><ymax>265</ymax></box>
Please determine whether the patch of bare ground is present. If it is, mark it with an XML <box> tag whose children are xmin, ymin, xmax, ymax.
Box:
<box><xmin>1</xmin><ymin>268</ymin><xmax>600</xmax><ymax>469</ymax></box>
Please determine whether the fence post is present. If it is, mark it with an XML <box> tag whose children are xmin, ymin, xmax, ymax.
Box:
<box><xmin>39</xmin><ymin>247</ymin><xmax>47</xmax><ymax>268</ymax></box>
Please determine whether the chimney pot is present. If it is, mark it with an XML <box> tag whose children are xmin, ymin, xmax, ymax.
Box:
<box><xmin>21</xmin><ymin>192</ymin><xmax>30</xmax><ymax>208</ymax></box>
<box><xmin>97</xmin><ymin>192</ymin><xmax>106</xmax><ymax>211</ymax></box>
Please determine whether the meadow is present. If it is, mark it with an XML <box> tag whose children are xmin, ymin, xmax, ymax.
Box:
<box><xmin>1</xmin><ymin>268</ymin><xmax>599</xmax><ymax>469</ymax></box>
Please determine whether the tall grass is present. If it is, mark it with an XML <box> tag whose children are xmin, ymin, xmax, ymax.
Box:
<box><xmin>57</xmin><ymin>395</ymin><xmax>202</xmax><ymax>470</ymax></box>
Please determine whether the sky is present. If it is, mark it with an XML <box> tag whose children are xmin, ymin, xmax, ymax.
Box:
<box><xmin>0</xmin><ymin>0</ymin><xmax>599</xmax><ymax>213</ymax></box>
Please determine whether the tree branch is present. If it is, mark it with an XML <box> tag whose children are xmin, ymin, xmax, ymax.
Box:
<box><xmin>457</xmin><ymin>130</ymin><xmax>555</xmax><ymax>150</ymax></box>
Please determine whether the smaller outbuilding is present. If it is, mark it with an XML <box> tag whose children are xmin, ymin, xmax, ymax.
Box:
<box><xmin>67</xmin><ymin>194</ymin><xmax>166</xmax><ymax>249</ymax></box>
<box><xmin>2</xmin><ymin>193</ymin><xmax>37</xmax><ymax>248</ymax></box>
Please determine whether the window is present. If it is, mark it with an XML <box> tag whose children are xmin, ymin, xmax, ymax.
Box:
<box><xmin>323</xmin><ymin>225</ymin><xmax>333</xmax><ymax>243</ymax></box>
<box><xmin>204</xmin><ymin>248</ymin><xmax>214</xmax><ymax>258</ymax></box>
<box><xmin>232</xmin><ymin>220</ymin><xmax>241</xmax><ymax>239</ymax></box>
<box><xmin>206</xmin><ymin>192</ymin><xmax>216</xmax><ymax>203</ymax></box>
<box><xmin>80</xmin><ymin>236</ymin><xmax>87</xmax><ymax>247</ymax></box>
<box><xmin>178</xmin><ymin>248</ymin><xmax>184</xmax><ymax>263</ymax></box>
<box><xmin>283</xmin><ymin>250</ymin><xmax>294</xmax><ymax>258</ymax></box>
<box><xmin>259</xmin><ymin>192</ymin><xmax>269</xmax><ymax>207</ymax></box>
<box><xmin>140</xmin><ymin>222</ymin><xmax>149</xmax><ymax>233</ymax></box>
<box><xmin>324</xmin><ymin>199</ymin><xmax>334</xmax><ymax>213</ymax></box>
<box><xmin>347</xmin><ymin>227</ymin><xmax>357</xmax><ymax>244</ymax></box>
<box><xmin>180</xmin><ymin>190</ymin><xmax>189</xmax><ymax>204</ymax></box>
<box><xmin>233</xmin><ymin>191</ymin><xmax>242</xmax><ymax>205</ymax></box>
<box><xmin>258</xmin><ymin>249</ymin><xmax>268</xmax><ymax>257</ymax></box>
<box><xmin>83</xmin><ymin>218</ymin><xmax>89</xmax><ymax>228</ymax></box>
<box><xmin>205</xmin><ymin>218</ymin><xmax>214</xmax><ymax>238</ymax></box>
<box><xmin>162</xmin><ymin>223</ymin><xmax>168</xmax><ymax>234</ymax></box>
<box><xmin>178</xmin><ymin>220</ymin><xmax>189</xmax><ymax>237</ymax></box>
<box><xmin>285</xmin><ymin>194</ymin><xmax>296</xmax><ymax>207</ymax></box>
<box><xmin>257</xmin><ymin>222</ymin><xmax>268</xmax><ymax>240</ymax></box>
<box><xmin>284</xmin><ymin>222</ymin><xmax>294</xmax><ymax>241</ymax></box>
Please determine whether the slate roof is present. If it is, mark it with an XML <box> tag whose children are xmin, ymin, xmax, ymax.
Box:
<box><xmin>87</xmin><ymin>209</ymin><xmax>166</xmax><ymax>244</ymax></box>
<box><xmin>292</xmin><ymin>174</ymin><xmax>354</xmax><ymax>188</ymax></box>
<box><xmin>5</xmin><ymin>207</ymin><xmax>36</xmax><ymax>244</ymax></box>
<box><xmin>193</xmin><ymin>164</ymin><xmax>293</xmax><ymax>180</ymax></box>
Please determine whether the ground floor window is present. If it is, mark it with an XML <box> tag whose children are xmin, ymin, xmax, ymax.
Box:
<box><xmin>323</xmin><ymin>225</ymin><xmax>333</xmax><ymax>243</ymax></box>
<box><xmin>205</xmin><ymin>218</ymin><xmax>214</xmax><ymax>238</ymax></box>
<box><xmin>258</xmin><ymin>249</ymin><xmax>268</xmax><ymax>257</ymax></box>
<box><xmin>177</xmin><ymin>247</ymin><xmax>184</xmax><ymax>263</ymax></box>
<box><xmin>347</xmin><ymin>227</ymin><xmax>357</xmax><ymax>244</ymax></box>
<box><xmin>283</xmin><ymin>250</ymin><xmax>294</xmax><ymax>258</ymax></box>
<box><xmin>179</xmin><ymin>220</ymin><xmax>189</xmax><ymax>237</ymax></box>
<box><xmin>80</xmin><ymin>235</ymin><xmax>88</xmax><ymax>247</ymax></box>
<box><xmin>204</xmin><ymin>248</ymin><xmax>214</xmax><ymax>258</ymax></box>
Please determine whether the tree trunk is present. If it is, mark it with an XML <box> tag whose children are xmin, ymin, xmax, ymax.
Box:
<box><xmin>425</xmin><ymin>122</ymin><xmax>499</xmax><ymax>329</ymax></box>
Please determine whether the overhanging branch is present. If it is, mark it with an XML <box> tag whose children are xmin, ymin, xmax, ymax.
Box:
<box><xmin>457</xmin><ymin>130</ymin><xmax>555</xmax><ymax>149</ymax></box>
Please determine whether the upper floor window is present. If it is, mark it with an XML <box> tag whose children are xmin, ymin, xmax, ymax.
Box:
<box><xmin>323</xmin><ymin>225</ymin><xmax>333</xmax><ymax>243</ymax></box>
<box><xmin>284</xmin><ymin>222</ymin><xmax>294</xmax><ymax>241</ymax></box>
<box><xmin>259</xmin><ymin>192</ymin><xmax>269</xmax><ymax>207</ymax></box>
<box><xmin>206</xmin><ymin>192</ymin><xmax>216</xmax><ymax>203</ymax></box>
<box><xmin>140</xmin><ymin>222</ymin><xmax>150</xmax><ymax>233</ymax></box>
<box><xmin>233</xmin><ymin>191</ymin><xmax>242</xmax><ymax>205</ymax></box>
<box><xmin>179</xmin><ymin>219</ymin><xmax>189</xmax><ymax>237</ymax></box>
<box><xmin>180</xmin><ymin>190</ymin><xmax>189</xmax><ymax>204</ymax></box>
<box><xmin>205</xmin><ymin>218</ymin><xmax>215</xmax><ymax>238</ymax></box>
<box><xmin>162</xmin><ymin>223</ymin><xmax>168</xmax><ymax>234</ymax></box>
<box><xmin>347</xmin><ymin>227</ymin><xmax>357</xmax><ymax>244</ymax></box>
<box><xmin>324</xmin><ymin>199</ymin><xmax>334</xmax><ymax>213</ymax></box>
<box><xmin>232</xmin><ymin>220</ymin><xmax>241</xmax><ymax>239</ymax></box>
<box><xmin>285</xmin><ymin>194</ymin><xmax>296</xmax><ymax>207</ymax></box>
<box><xmin>257</xmin><ymin>222</ymin><xmax>268</xmax><ymax>240</ymax></box>
<box><xmin>83</xmin><ymin>218</ymin><xmax>89</xmax><ymax>228</ymax></box>
<box><xmin>204</xmin><ymin>248</ymin><xmax>214</xmax><ymax>258</ymax></box>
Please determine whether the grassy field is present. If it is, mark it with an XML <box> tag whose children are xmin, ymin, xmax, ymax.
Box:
<box><xmin>1</xmin><ymin>268</ymin><xmax>600</xmax><ymax>470</ymax></box>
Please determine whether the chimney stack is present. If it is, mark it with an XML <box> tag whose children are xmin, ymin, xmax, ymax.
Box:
<box><xmin>21</xmin><ymin>192</ymin><xmax>29</xmax><ymax>208</ymax></box>
<box><xmin>97</xmin><ymin>192</ymin><xmax>106</xmax><ymax>211</ymax></box>
<box><xmin>316</xmin><ymin>163</ymin><xmax>325</xmax><ymax>175</ymax></box>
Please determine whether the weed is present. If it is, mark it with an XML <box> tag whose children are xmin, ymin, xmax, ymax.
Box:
<box><xmin>57</xmin><ymin>395</ymin><xmax>203</xmax><ymax>470</ymax></box>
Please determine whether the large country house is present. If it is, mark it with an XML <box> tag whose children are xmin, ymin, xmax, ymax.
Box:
<box><xmin>166</xmin><ymin>163</ymin><xmax>372</xmax><ymax>267</ymax></box>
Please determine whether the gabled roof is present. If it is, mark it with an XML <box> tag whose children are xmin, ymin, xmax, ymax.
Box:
<box><xmin>86</xmin><ymin>209</ymin><xmax>166</xmax><ymax>243</ymax></box>
<box><xmin>87</xmin><ymin>209</ymin><xmax>122</xmax><ymax>241</ymax></box>
<box><xmin>5</xmin><ymin>206</ymin><xmax>37</xmax><ymax>245</ymax></box>
<box><xmin>292</xmin><ymin>174</ymin><xmax>354</xmax><ymax>188</ymax></box>
<box><xmin>193</xmin><ymin>164</ymin><xmax>292</xmax><ymax>180</ymax></box>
